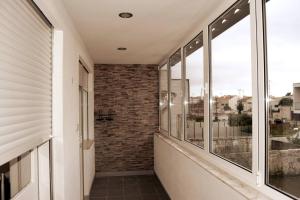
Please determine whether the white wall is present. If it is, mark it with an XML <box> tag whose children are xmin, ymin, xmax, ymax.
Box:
<box><xmin>154</xmin><ymin>135</ymin><xmax>247</xmax><ymax>200</ymax></box>
<box><xmin>32</xmin><ymin>0</ymin><xmax>95</xmax><ymax>200</ymax></box>
<box><xmin>84</xmin><ymin>144</ymin><xmax>95</xmax><ymax>196</ymax></box>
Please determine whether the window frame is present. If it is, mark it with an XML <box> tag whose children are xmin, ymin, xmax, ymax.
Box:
<box><xmin>183</xmin><ymin>32</ymin><xmax>205</xmax><ymax>149</ymax></box>
<box><xmin>208</xmin><ymin>0</ymin><xmax>257</xmax><ymax>173</ymax></box>
<box><xmin>169</xmin><ymin>48</ymin><xmax>184</xmax><ymax>141</ymax></box>
<box><xmin>260</xmin><ymin>0</ymin><xmax>300</xmax><ymax>199</ymax></box>
<box><xmin>157</xmin><ymin>0</ymin><xmax>298</xmax><ymax>199</ymax></box>
<box><xmin>159</xmin><ymin>63</ymin><xmax>170</xmax><ymax>136</ymax></box>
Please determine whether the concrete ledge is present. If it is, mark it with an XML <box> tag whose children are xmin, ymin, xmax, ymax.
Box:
<box><xmin>155</xmin><ymin>133</ymin><xmax>271</xmax><ymax>200</ymax></box>
<box><xmin>96</xmin><ymin>170</ymin><xmax>154</xmax><ymax>177</ymax></box>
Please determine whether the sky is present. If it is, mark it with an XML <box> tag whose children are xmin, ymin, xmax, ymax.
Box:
<box><xmin>172</xmin><ymin>0</ymin><xmax>300</xmax><ymax>98</ymax></box>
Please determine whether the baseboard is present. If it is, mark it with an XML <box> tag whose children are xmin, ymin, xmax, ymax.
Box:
<box><xmin>96</xmin><ymin>170</ymin><xmax>154</xmax><ymax>177</ymax></box>
<box><xmin>84</xmin><ymin>195</ymin><xmax>89</xmax><ymax>200</ymax></box>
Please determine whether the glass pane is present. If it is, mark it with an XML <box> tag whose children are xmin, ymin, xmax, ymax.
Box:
<box><xmin>170</xmin><ymin>49</ymin><xmax>182</xmax><ymax>139</ymax></box>
<box><xmin>79</xmin><ymin>88</ymin><xmax>89</xmax><ymax>141</ymax></box>
<box><xmin>159</xmin><ymin>64</ymin><xmax>169</xmax><ymax>133</ymax></box>
<box><xmin>209</xmin><ymin>0</ymin><xmax>252</xmax><ymax>170</ymax></box>
<box><xmin>83</xmin><ymin>90</ymin><xmax>88</xmax><ymax>140</ymax></box>
<box><xmin>9</xmin><ymin>151</ymin><xmax>31</xmax><ymax>198</ymax></box>
<box><xmin>184</xmin><ymin>33</ymin><xmax>205</xmax><ymax>148</ymax></box>
<box><xmin>265</xmin><ymin>0</ymin><xmax>300</xmax><ymax>198</ymax></box>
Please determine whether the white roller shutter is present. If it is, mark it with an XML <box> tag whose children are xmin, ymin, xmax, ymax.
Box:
<box><xmin>0</xmin><ymin>0</ymin><xmax>52</xmax><ymax>165</ymax></box>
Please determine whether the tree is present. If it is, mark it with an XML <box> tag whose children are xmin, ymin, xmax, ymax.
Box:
<box><xmin>228</xmin><ymin>113</ymin><xmax>252</xmax><ymax>134</ymax></box>
<box><xmin>278</xmin><ymin>97</ymin><xmax>293</xmax><ymax>106</ymax></box>
<box><xmin>237</xmin><ymin>100</ymin><xmax>244</xmax><ymax>114</ymax></box>
<box><xmin>224</xmin><ymin>103</ymin><xmax>231</xmax><ymax>111</ymax></box>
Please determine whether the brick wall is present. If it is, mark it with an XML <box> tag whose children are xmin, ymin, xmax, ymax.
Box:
<box><xmin>94</xmin><ymin>64</ymin><xmax>159</xmax><ymax>173</ymax></box>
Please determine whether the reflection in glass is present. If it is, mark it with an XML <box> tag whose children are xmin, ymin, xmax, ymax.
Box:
<box><xmin>80</xmin><ymin>88</ymin><xmax>89</xmax><ymax>140</ymax></box>
<box><xmin>184</xmin><ymin>33</ymin><xmax>205</xmax><ymax>148</ymax></box>
<box><xmin>265</xmin><ymin>0</ymin><xmax>300</xmax><ymax>198</ymax></box>
<box><xmin>170</xmin><ymin>49</ymin><xmax>182</xmax><ymax>139</ymax></box>
<box><xmin>209</xmin><ymin>0</ymin><xmax>252</xmax><ymax>170</ymax></box>
<box><xmin>159</xmin><ymin>64</ymin><xmax>169</xmax><ymax>133</ymax></box>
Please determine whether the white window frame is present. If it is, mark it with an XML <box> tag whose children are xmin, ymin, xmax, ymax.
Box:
<box><xmin>168</xmin><ymin>49</ymin><xmax>184</xmax><ymax>141</ymax></box>
<box><xmin>158</xmin><ymin>63</ymin><xmax>170</xmax><ymax>136</ymax></box>
<box><xmin>207</xmin><ymin>0</ymin><xmax>259</xmax><ymax>182</ymax></box>
<box><xmin>157</xmin><ymin>0</ymin><xmax>297</xmax><ymax>199</ymax></box>
<box><xmin>182</xmin><ymin>32</ymin><xmax>205</xmax><ymax>149</ymax></box>
<box><xmin>256</xmin><ymin>0</ymin><xmax>297</xmax><ymax>199</ymax></box>
<box><xmin>11</xmin><ymin>150</ymin><xmax>38</xmax><ymax>200</ymax></box>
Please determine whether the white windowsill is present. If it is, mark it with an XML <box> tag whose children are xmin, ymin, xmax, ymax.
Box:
<box><xmin>155</xmin><ymin>133</ymin><xmax>272</xmax><ymax>200</ymax></box>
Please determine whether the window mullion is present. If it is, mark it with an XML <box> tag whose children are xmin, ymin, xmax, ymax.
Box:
<box><xmin>250</xmin><ymin>0</ymin><xmax>261</xmax><ymax>184</ymax></box>
<box><xmin>254</xmin><ymin>0</ymin><xmax>267</xmax><ymax>187</ymax></box>
<box><xmin>203</xmin><ymin>26</ymin><xmax>210</xmax><ymax>152</ymax></box>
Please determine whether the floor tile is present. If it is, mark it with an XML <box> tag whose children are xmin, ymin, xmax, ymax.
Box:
<box><xmin>90</xmin><ymin>175</ymin><xmax>170</xmax><ymax>200</ymax></box>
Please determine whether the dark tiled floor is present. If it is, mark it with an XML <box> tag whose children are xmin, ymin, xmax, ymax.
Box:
<box><xmin>90</xmin><ymin>175</ymin><xmax>171</xmax><ymax>200</ymax></box>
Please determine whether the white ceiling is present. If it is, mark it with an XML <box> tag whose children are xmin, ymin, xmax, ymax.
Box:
<box><xmin>62</xmin><ymin>0</ymin><xmax>222</xmax><ymax>64</ymax></box>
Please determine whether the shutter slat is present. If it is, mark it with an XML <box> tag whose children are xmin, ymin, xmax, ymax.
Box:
<box><xmin>0</xmin><ymin>119</ymin><xmax>51</xmax><ymax>136</ymax></box>
<box><xmin>0</xmin><ymin>44</ymin><xmax>52</xmax><ymax>74</ymax></box>
<box><xmin>0</xmin><ymin>51</ymin><xmax>52</xmax><ymax>77</ymax></box>
<box><xmin>0</xmin><ymin>107</ymin><xmax>51</xmax><ymax>118</ymax></box>
<box><xmin>0</xmin><ymin>126</ymin><xmax>51</xmax><ymax>145</ymax></box>
<box><xmin>0</xmin><ymin>7</ymin><xmax>51</xmax><ymax>48</ymax></box>
<box><xmin>0</xmin><ymin>81</ymin><xmax>51</xmax><ymax>95</ymax></box>
<box><xmin>0</xmin><ymin>99</ymin><xmax>52</xmax><ymax>108</ymax></box>
<box><xmin>0</xmin><ymin>22</ymin><xmax>52</xmax><ymax>62</ymax></box>
<box><xmin>0</xmin><ymin>11</ymin><xmax>52</xmax><ymax>53</ymax></box>
<box><xmin>17</xmin><ymin>0</ymin><xmax>52</xmax><ymax>32</ymax></box>
<box><xmin>0</xmin><ymin>64</ymin><xmax>51</xmax><ymax>87</ymax></box>
<box><xmin>0</xmin><ymin>113</ymin><xmax>51</xmax><ymax>128</ymax></box>
<box><xmin>0</xmin><ymin>71</ymin><xmax>52</xmax><ymax>91</ymax></box>
<box><xmin>0</xmin><ymin>0</ymin><xmax>52</xmax><ymax>164</ymax></box>
<box><xmin>0</xmin><ymin>39</ymin><xmax>51</xmax><ymax>71</ymax></box>
<box><xmin>0</xmin><ymin>62</ymin><xmax>52</xmax><ymax>85</ymax></box>
<box><xmin>0</xmin><ymin>131</ymin><xmax>50</xmax><ymax>154</ymax></box>
<box><xmin>0</xmin><ymin>89</ymin><xmax>51</xmax><ymax>101</ymax></box>
<box><xmin>3</xmin><ymin>0</ymin><xmax>52</xmax><ymax>37</ymax></box>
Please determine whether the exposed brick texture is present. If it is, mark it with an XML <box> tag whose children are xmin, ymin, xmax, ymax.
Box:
<box><xmin>94</xmin><ymin>64</ymin><xmax>159</xmax><ymax>173</ymax></box>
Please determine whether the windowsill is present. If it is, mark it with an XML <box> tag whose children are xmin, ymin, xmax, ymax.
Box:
<box><xmin>155</xmin><ymin>132</ymin><xmax>272</xmax><ymax>200</ymax></box>
<box><xmin>83</xmin><ymin>139</ymin><xmax>94</xmax><ymax>150</ymax></box>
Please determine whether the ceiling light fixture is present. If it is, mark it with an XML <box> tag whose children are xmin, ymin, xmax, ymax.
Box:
<box><xmin>117</xmin><ymin>47</ymin><xmax>127</xmax><ymax>51</ymax></box>
<box><xmin>119</xmin><ymin>12</ymin><xmax>133</xmax><ymax>18</ymax></box>
<box><xmin>234</xmin><ymin>9</ymin><xmax>240</xmax><ymax>14</ymax></box>
<box><xmin>212</xmin><ymin>28</ymin><xmax>216</xmax><ymax>32</ymax></box>
<box><xmin>195</xmin><ymin>40</ymin><xmax>199</xmax><ymax>44</ymax></box>
<box><xmin>222</xmin><ymin>19</ymin><xmax>227</xmax><ymax>24</ymax></box>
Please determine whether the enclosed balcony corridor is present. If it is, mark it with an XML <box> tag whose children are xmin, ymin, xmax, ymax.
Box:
<box><xmin>1</xmin><ymin>0</ymin><xmax>300</xmax><ymax>200</ymax></box>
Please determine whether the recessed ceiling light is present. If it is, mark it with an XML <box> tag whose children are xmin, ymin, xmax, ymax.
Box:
<box><xmin>212</xmin><ymin>28</ymin><xmax>216</xmax><ymax>32</ymax></box>
<box><xmin>190</xmin><ymin>46</ymin><xmax>193</xmax><ymax>49</ymax></box>
<box><xmin>117</xmin><ymin>47</ymin><xmax>127</xmax><ymax>51</ymax></box>
<box><xmin>195</xmin><ymin>40</ymin><xmax>199</xmax><ymax>44</ymax></box>
<box><xmin>222</xmin><ymin>19</ymin><xmax>227</xmax><ymax>24</ymax></box>
<box><xmin>119</xmin><ymin>12</ymin><xmax>133</xmax><ymax>18</ymax></box>
<box><xmin>234</xmin><ymin>9</ymin><xmax>240</xmax><ymax>14</ymax></box>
